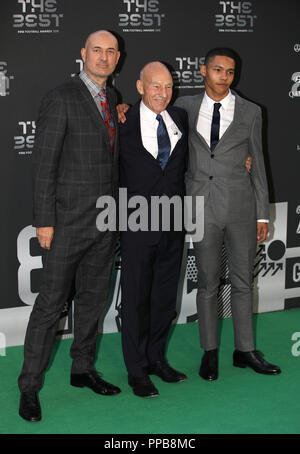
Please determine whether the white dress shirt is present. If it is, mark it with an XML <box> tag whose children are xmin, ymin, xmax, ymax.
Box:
<box><xmin>139</xmin><ymin>101</ymin><xmax>182</xmax><ymax>158</ymax></box>
<box><xmin>197</xmin><ymin>90</ymin><xmax>268</xmax><ymax>223</ymax></box>
<box><xmin>196</xmin><ymin>89</ymin><xmax>235</xmax><ymax>146</ymax></box>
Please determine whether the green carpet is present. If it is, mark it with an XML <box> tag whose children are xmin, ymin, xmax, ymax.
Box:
<box><xmin>1</xmin><ymin>309</ymin><xmax>299</xmax><ymax>435</ymax></box>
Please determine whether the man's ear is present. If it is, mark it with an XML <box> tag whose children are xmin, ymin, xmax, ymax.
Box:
<box><xmin>200</xmin><ymin>64</ymin><xmax>207</xmax><ymax>77</ymax></box>
<box><xmin>81</xmin><ymin>47</ymin><xmax>86</xmax><ymax>63</ymax></box>
<box><xmin>136</xmin><ymin>79</ymin><xmax>144</xmax><ymax>96</ymax></box>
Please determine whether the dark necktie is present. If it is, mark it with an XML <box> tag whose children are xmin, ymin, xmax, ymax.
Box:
<box><xmin>210</xmin><ymin>102</ymin><xmax>222</xmax><ymax>151</ymax></box>
<box><xmin>99</xmin><ymin>88</ymin><xmax>115</xmax><ymax>152</ymax></box>
<box><xmin>156</xmin><ymin>114</ymin><xmax>171</xmax><ymax>170</ymax></box>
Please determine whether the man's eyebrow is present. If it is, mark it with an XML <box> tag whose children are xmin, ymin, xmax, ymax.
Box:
<box><xmin>213</xmin><ymin>64</ymin><xmax>235</xmax><ymax>71</ymax></box>
<box><xmin>151</xmin><ymin>80</ymin><xmax>173</xmax><ymax>84</ymax></box>
<box><xmin>92</xmin><ymin>46</ymin><xmax>117</xmax><ymax>50</ymax></box>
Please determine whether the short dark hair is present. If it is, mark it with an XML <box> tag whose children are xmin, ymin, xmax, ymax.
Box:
<box><xmin>204</xmin><ymin>48</ymin><xmax>239</xmax><ymax>66</ymax></box>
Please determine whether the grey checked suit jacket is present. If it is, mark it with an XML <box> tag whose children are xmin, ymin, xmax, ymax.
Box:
<box><xmin>175</xmin><ymin>90</ymin><xmax>269</xmax><ymax>223</ymax></box>
<box><xmin>32</xmin><ymin>75</ymin><xmax>119</xmax><ymax>238</ymax></box>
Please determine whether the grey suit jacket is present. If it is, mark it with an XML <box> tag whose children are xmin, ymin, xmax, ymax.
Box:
<box><xmin>175</xmin><ymin>90</ymin><xmax>269</xmax><ymax>223</ymax></box>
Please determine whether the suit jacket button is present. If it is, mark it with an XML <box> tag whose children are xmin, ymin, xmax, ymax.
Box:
<box><xmin>211</xmin><ymin>154</ymin><xmax>215</xmax><ymax>158</ymax></box>
<box><xmin>209</xmin><ymin>176</ymin><xmax>213</xmax><ymax>180</ymax></box>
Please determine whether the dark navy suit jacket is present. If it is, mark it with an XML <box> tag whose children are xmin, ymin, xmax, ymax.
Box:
<box><xmin>119</xmin><ymin>101</ymin><xmax>188</xmax><ymax>243</ymax></box>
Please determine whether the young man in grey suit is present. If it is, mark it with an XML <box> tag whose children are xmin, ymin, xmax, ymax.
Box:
<box><xmin>175</xmin><ymin>48</ymin><xmax>281</xmax><ymax>380</ymax></box>
<box><xmin>18</xmin><ymin>30</ymin><xmax>121</xmax><ymax>422</ymax></box>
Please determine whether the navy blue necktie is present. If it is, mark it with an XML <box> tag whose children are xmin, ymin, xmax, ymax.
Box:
<box><xmin>210</xmin><ymin>102</ymin><xmax>222</xmax><ymax>151</ymax></box>
<box><xmin>156</xmin><ymin>114</ymin><xmax>171</xmax><ymax>170</ymax></box>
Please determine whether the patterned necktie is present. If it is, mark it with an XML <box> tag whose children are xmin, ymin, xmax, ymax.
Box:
<box><xmin>210</xmin><ymin>102</ymin><xmax>222</xmax><ymax>151</ymax></box>
<box><xmin>99</xmin><ymin>88</ymin><xmax>115</xmax><ymax>152</ymax></box>
<box><xmin>156</xmin><ymin>114</ymin><xmax>171</xmax><ymax>170</ymax></box>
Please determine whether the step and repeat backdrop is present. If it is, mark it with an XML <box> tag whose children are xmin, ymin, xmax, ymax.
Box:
<box><xmin>1</xmin><ymin>0</ymin><xmax>300</xmax><ymax>347</ymax></box>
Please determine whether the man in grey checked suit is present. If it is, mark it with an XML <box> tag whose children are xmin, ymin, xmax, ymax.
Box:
<box><xmin>175</xmin><ymin>48</ymin><xmax>281</xmax><ymax>380</ymax></box>
<box><xmin>18</xmin><ymin>30</ymin><xmax>121</xmax><ymax>422</ymax></box>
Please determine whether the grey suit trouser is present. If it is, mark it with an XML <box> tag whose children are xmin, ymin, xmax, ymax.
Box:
<box><xmin>194</xmin><ymin>201</ymin><xmax>257</xmax><ymax>352</ymax></box>
<box><xmin>18</xmin><ymin>229</ymin><xmax>116</xmax><ymax>392</ymax></box>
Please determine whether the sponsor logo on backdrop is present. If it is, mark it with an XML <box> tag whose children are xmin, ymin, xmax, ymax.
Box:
<box><xmin>183</xmin><ymin>202</ymin><xmax>300</xmax><ymax>322</ymax></box>
<box><xmin>185</xmin><ymin>244</ymin><xmax>231</xmax><ymax>321</ymax></box>
<box><xmin>17</xmin><ymin>225</ymin><xmax>72</xmax><ymax>336</ymax></box>
<box><xmin>14</xmin><ymin>121</ymin><xmax>36</xmax><ymax>155</ymax></box>
<box><xmin>284</xmin><ymin>202</ymin><xmax>300</xmax><ymax>311</ymax></box>
<box><xmin>254</xmin><ymin>241</ymin><xmax>284</xmax><ymax>279</ymax></box>
<box><xmin>70</xmin><ymin>58</ymin><xmax>118</xmax><ymax>86</ymax></box>
<box><xmin>17</xmin><ymin>226</ymin><xmax>43</xmax><ymax>306</ymax></box>
<box><xmin>172</xmin><ymin>57</ymin><xmax>205</xmax><ymax>90</ymax></box>
<box><xmin>296</xmin><ymin>205</ymin><xmax>300</xmax><ymax>234</ymax></box>
<box><xmin>294</xmin><ymin>44</ymin><xmax>300</xmax><ymax>53</ymax></box>
<box><xmin>289</xmin><ymin>72</ymin><xmax>300</xmax><ymax>98</ymax></box>
<box><xmin>12</xmin><ymin>0</ymin><xmax>63</xmax><ymax>34</ymax></box>
<box><xmin>291</xmin><ymin>332</ymin><xmax>300</xmax><ymax>357</ymax></box>
<box><xmin>0</xmin><ymin>333</ymin><xmax>6</xmax><ymax>356</ymax></box>
<box><xmin>286</xmin><ymin>258</ymin><xmax>300</xmax><ymax>286</ymax></box>
<box><xmin>71</xmin><ymin>59</ymin><xmax>83</xmax><ymax>78</ymax></box>
<box><xmin>215</xmin><ymin>1</ymin><xmax>257</xmax><ymax>32</ymax></box>
<box><xmin>0</xmin><ymin>62</ymin><xmax>14</xmax><ymax>96</ymax></box>
<box><xmin>118</xmin><ymin>0</ymin><xmax>165</xmax><ymax>33</ymax></box>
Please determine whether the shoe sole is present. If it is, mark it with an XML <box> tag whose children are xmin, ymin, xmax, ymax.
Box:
<box><xmin>71</xmin><ymin>381</ymin><xmax>121</xmax><ymax>395</ymax></box>
<box><xmin>19</xmin><ymin>411</ymin><xmax>41</xmax><ymax>422</ymax></box>
<box><xmin>133</xmin><ymin>392</ymin><xmax>159</xmax><ymax>398</ymax></box>
<box><xmin>149</xmin><ymin>373</ymin><xmax>187</xmax><ymax>383</ymax></box>
<box><xmin>199</xmin><ymin>375</ymin><xmax>218</xmax><ymax>381</ymax></box>
<box><xmin>199</xmin><ymin>368</ymin><xmax>218</xmax><ymax>381</ymax></box>
<box><xmin>70</xmin><ymin>381</ymin><xmax>85</xmax><ymax>388</ymax></box>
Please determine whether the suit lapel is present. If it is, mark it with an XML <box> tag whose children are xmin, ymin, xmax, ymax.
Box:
<box><xmin>129</xmin><ymin>101</ymin><xmax>185</xmax><ymax>168</ymax></box>
<box><xmin>72</xmin><ymin>76</ymin><xmax>115</xmax><ymax>157</ymax></box>
<box><xmin>72</xmin><ymin>77</ymin><xmax>105</xmax><ymax>130</ymax></box>
<box><xmin>193</xmin><ymin>89</ymin><xmax>244</xmax><ymax>153</ymax></box>
<box><xmin>167</xmin><ymin>105</ymin><xmax>184</xmax><ymax>135</ymax></box>
<box><xmin>193</xmin><ymin>92</ymin><xmax>211</xmax><ymax>152</ymax></box>
<box><xmin>213</xmin><ymin>90</ymin><xmax>243</xmax><ymax>152</ymax></box>
<box><xmin>165</xmin><ymin>105</ymin><xmax>186</xmax><ymax>163</ymax></box>
<box><xmin>129</xmin><ymin>102</ymin><xmax>160</xmax><ymax>166</ymax></box>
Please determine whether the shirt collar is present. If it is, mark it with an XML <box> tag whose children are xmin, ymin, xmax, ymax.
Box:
<box><xmin>140</xmin><ymin>100</ymin><xmax>167</xmax><ymax>122</ymax></box>
<box><xmin>204</xmin><ymin>89</ymin><xmax>234</xmax><ymax>111</ymax></box>
<box><xmin>79</xmin><ymin>70</ymin><xmax>106</xmax><ymax>98</ymax></box>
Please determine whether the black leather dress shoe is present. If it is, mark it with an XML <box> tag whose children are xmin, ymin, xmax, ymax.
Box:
<box><xmin>233</xmin><ymin>350</ymin><xmax>281</xmax><ymax>375</ymax></box>
<box><xmin>128</xmin><ymin>375</ymin><xmax>159</xmax><ymax>398</ymax></box>
<box><xmin>148</xmin><ymin>359</ymin><xmax>187</xmax><ymax>383</ymax></box>
<box><xmin>199</xmin><ymin>349</ymin><xmax>218</xmax><ymax>381</ymax></box>
<box><xmin>71</xmin><ymin>370</ymin><xmax>121</xmax><ymax>395</ymax></box>
<box><xmin>19</xmin><ymin>392</ymin><xmax>41</xmax><ymax>422</ymax></box>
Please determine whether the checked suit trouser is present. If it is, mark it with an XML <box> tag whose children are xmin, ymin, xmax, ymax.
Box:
<box><xmin>18</xmin><ymin>230</ymin><xmax>116</xmax><ymax>392</ymax></box>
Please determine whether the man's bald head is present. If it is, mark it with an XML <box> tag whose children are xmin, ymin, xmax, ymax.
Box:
<box><xmin>81</xmin><ymin>30</ymin><xmax>120</xmax><ymax>87</ymax></box>
<box><xmin>137</xmin><ymin>61</ymin><xmax>173</xmax><ymax>114</ymax></box>
<box><xmin>139</xmin><ymin>61</ymin><xmax>170</xmax><ymax>82</ymax></box>
<box><xmin>84</xmin><ymin>30</ymin><xmax>119</xmax><ymax>50</ymax></box>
